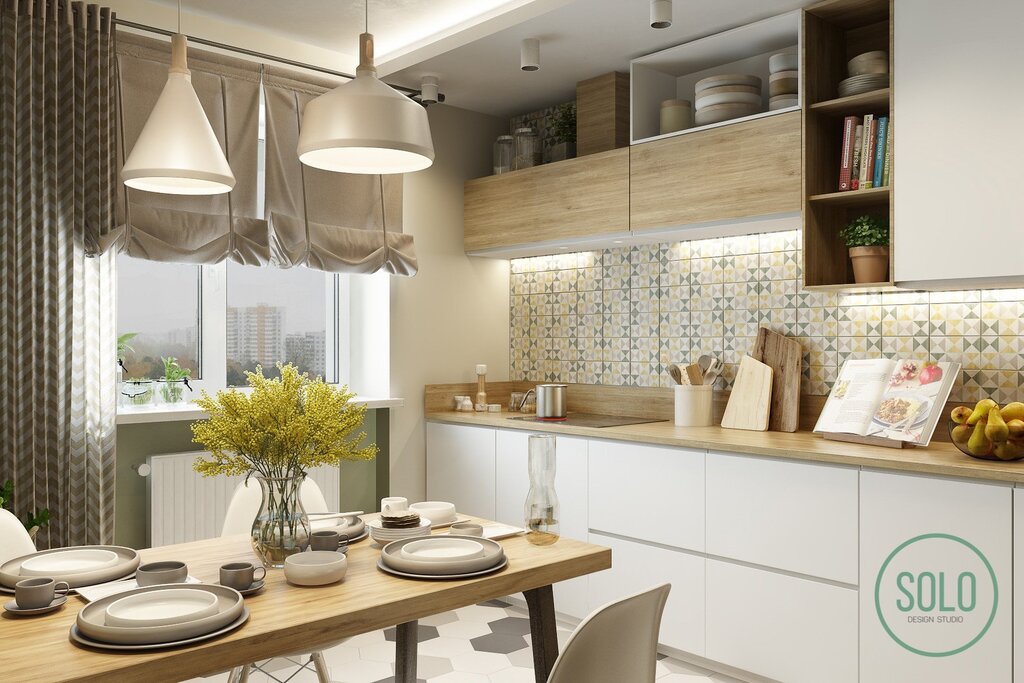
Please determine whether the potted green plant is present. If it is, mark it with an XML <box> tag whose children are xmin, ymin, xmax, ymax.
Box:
<box><xmin>121</xmin><ymin>377</ymin><xmax>154</xmax><ymax>406</ymax></box>
<box><xmin>159</xmin><ymin>356</ymin><xmax>193</xmax><ymax>404</ymax></box>
<box><xmin>839</xmin><ymin>214</ymin><xmax>890</xmax><ymax>283</ymax></box>
<box><xmin>1</xmin><ymin>479</ymin><xmax>50</xmax><ymax>543</ymax></box>
<box><xmin>549</xmin><ymin>102</ymin><xmax>576</xmax><ymax>162</ymax></box>
<box><xmin>191</xmin><ymin>364</ymin><xmax>377</xmax><ymax>567</ymax></box>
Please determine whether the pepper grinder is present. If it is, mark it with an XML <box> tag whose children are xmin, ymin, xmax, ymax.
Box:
<box><xmin>475</xmin><ymin>364</ymin><xmax>488</xmax><ymax>411</ymax></box>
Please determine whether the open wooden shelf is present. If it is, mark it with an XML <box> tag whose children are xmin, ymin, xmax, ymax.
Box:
<box><xmin>809</xmin><ymin>87</ymin><xmax>890</xmax><ymax>114</ymax></box>
<box><xmin>809</xmin><ymin>186</ymin><xmax>889</xmax><ymax>207</ymax></box>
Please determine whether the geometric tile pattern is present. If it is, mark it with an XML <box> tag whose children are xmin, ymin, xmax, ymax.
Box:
<box><xmin>189</xmin><ymin>599</ymin><xmax>742</xmax><ymax>683</ymax></box>
<box><xmin>510</xmin><ymin>230</ymin><xmax>1024</xmax><ymax>403</ymax></box>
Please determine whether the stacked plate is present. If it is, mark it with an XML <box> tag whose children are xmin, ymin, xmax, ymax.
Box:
<box><xmin>368</xmin><ymin>517</ymin><xmax>431</xmax><ymax>545</ymax></box>
<box><xmin>70</xmin><ymin>584</ymin><xmax>249</xmax><ymax>651</ymax></box>
<box><xmin>839</xmin><ymin>50</ymin><xmax>889</xmax><ymax>97</ymax></box>
<box><xmin>0</xmin><ymin>546</ymin><xmax>140</xmax><ymax>591</ymax></box>
<box><xmin>378</xmin><ymin>536</ymin><xmax>507</xmax><ymax>580</ymax></box>
<box><xmin>768</xmin><ymin>51</ymin><xmax>799</xmax><ymax>111</ymax></box>
<box><xmin>694</xmin><ymin>74</ymin><xmax>763</xmax><ymax>126</ymax></box>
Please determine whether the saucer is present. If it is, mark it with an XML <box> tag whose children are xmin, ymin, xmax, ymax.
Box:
<box><xmin>4</xmin><ymin>595</ymin><xmax>68</xmax><ymax>616</ymax></box>
<box><xmin>217</xmin><ymin>579</ymin><xmax>265</xmax><ymax>596</ymax></box>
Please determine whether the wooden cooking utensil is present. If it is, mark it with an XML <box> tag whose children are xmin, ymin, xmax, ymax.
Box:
<box><xmin>751</xmin><ymin>327</ymin><xmax>802</xmax><ymax>433</ymax></box>
<box><xmin>668</xmin><ymin>364</ymin><xmax>685</xmax><ymax>385</ymax></box>
<box><xmin>683</xmin><ymin>363</ymin><xmax>705</xmax><ymax>386</ymax></box>
<box><xmin>721</xmin><ymin>355</ymin><xmax>773</xmax><ymax>431</ymax></box>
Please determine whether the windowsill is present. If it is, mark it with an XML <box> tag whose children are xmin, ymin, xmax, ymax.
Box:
<box><xmin>116</xmin><ymin>396</ymin><xmax>405</xmax><ymax>425</ymax></box>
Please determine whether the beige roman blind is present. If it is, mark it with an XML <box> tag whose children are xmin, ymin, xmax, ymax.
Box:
<box><xmin>263</xmin><ymin>66</ymin><xmax>417</xmax><ymax>275</ymax></box>
<box><xmin>112</xmin><ymin>33</ymin><xmax>268</xmax><ymax>264</ymax></box>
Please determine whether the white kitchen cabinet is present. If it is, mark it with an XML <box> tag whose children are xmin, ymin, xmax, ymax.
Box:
<box><xmin>1014</xmin><ymin>487</ymin><xmax>1024</xmax><ymax>683</ymax></box>
<box><xmin>705</xmin><ymin>452</ymin><xmax>858</xmax><ymax>584</ymax></box>
<box><xmin>893</xmin><ymin>0</ymin><xmax>1024</xmax><ymax>287</ymax></box>
<box><xmin>705</xmin><ymin>559</ymin><xmax>857</xmax><ymax>683</ymax></box>
<box><xmin>425</xmin><ymin>423</ymin><xmax>496</xmax><ymax>520</ymax></box>
<box><xmin>495</xmin><ymin>431</ymin><xmax>589</xmax><ymax>619</ymax></box>
<box><xmin>588</xmin><ymin>532</ymin><xmax>704</xmax><ymax>656</ymax></box>
<box><xmin>860</xmin><ymin>470</ymin><xmax>1012</xmax><ymax>683</ymax></box>
<box><xmin>588</xmin><ymin>439</ymin><xmax>704</xmax><ymax>552</ymax></box>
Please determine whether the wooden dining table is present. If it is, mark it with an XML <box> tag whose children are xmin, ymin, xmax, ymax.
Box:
<box><xmin>1</xmin><ymin>519</ymin><xmax>611</xmax><ymax>683</ymax></box>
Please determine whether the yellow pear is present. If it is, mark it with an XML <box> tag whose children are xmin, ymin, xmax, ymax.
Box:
<box><xmin>1008</xmin><ymin>419</ymin><xmax>1024</xmax><ymax>440</ymax></box>
<box><xmin>986</xmin><ymin>406</ymin><xmax>1009</xmax><ymax>443</ymax></box>
<box><xmin>950</xmin><ymin>406</ymin><xmax>973</xmax><ymax>424</ymax></box>
<box><xmin>994</xmin><ymin>439</ymin><xmax>1024</xmax><ymax>461</ymax></box>
<box><xmin>951</xmin><ymin>424</ymin><xmax>973</xmax><ymax>445</ymax></box>
<box><xmin>967</xmin><ymin>398</ymin><xmax>997</xmax><ymax>425</ymax></box>
<box><xmin>967</xmin><ymin>420</ymin><xmax>993</xmax><ymax>457</ymax></box>
<box><xmin>1001</xmin><ymin>402</ymin><xmax>1024</xmax><ymax>422</ymax></box>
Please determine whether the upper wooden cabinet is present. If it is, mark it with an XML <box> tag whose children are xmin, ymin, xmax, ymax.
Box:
<box><xmin>630</xmin><ymin>111</ymin><xmax>801</xmax><ymax>233</ymax></box>
<box><xmin>463</xmin><ymin>147</ymin><xmax>629</xmax><ymax>253</ymax></box>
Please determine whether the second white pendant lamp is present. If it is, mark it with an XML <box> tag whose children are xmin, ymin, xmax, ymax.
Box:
<box><xmin>122</xmin><ymin>25</ymin><xmax>235</xmax><ymax>194</ymax></box>
<box><xmin>297</xmin><ymin>3</ymin><xmax>434</xmax><ymax>174</ymax></box>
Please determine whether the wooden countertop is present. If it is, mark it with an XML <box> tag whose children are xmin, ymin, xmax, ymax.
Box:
<box><xmin>426</xmin><ymin>411</ymin><xmax>1024</xmax><ymax>485</ymax></box>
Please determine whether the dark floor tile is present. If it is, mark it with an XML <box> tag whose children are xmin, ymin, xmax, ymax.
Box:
<box><xmin>480</xmin><ymin>598</ymin><xmax>512</xmax><ymax>608</ymax></box>
<box><xmin>470</xmin><ymin>631</ymin><xmax>529</xmax><ymax>654</ymax></box>
<box><xmin>383</xmin><ymin>624</ymin><xmax>440</xmax><ymax>643</ymax></box>
<box><xmin>487</xmin><ymin>616</ymin><xmax>532</xmax><ymax>635</ymax></box>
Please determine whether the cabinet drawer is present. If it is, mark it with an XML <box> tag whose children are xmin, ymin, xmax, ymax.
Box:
<box><xmin>706</xmin><ymin>452</ymin><xmax>858</xmax><ymax>583</ymax></box>
<box><xmin>425</xmin><ymin>423</ymin><xmax>495</xmax><ymax>520</ymax></box>
<box><xmin>588</xmin><ymin>532</ymin><xmax>704</xmax><ymax>656</ymax></box>
<box><xmin>706</xmin><ymin>559</ymin><xmax>857</xmax><ymax>683</ymax></box>
<box><xmin>589</xmin><ymin>440</ymin><xmax>704</xmax><ymax>551</ymax></box>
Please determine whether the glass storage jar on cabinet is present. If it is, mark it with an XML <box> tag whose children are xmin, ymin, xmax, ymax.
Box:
<box><xmin>513</xmin><ymin>127</ymin><xmax>537</xmax><ymax>171</ymax></box>
<box><xmin>493</xmin><ymin>135</ymin><xmax>513</xmax><ymax>175</ymax></box>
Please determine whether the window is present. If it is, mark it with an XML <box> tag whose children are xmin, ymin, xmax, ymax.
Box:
<box><xmin>116</xmin><ymin>255</ymin><xmax>201</xmax><ymax>380</ymax></box>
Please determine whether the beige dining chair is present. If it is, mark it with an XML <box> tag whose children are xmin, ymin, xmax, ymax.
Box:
<box><xmin>546</xmin><ymin>583</ymin><xmax>671</xmax><ymax>683</ymax></box>
<box><xmin>0</xmin><ymin>508</ymin><xmax>36</xmax><ymax>566</ymax></box>
<box><xmin>221</xmin><ymin>477</ymin><xmax>337</xmax><ymax>683</ymax></box>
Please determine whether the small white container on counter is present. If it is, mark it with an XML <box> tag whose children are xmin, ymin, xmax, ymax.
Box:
<box><xmin>674</xmin><ymin>384</ymin><xmax>713</xmax><ymax>427</ymax></box>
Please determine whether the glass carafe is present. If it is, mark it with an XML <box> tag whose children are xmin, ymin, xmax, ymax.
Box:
<box><xmin>524</xmin><ymin>434</ymin><xmax>560</xmax><ymax>546</ymax></box>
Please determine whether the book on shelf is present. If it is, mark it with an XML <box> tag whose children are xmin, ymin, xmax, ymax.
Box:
<box><xmin>850</xmin><ymin>124</ymin><xmax>864</xmax><ymax>190</ymax></box>
<box><xmin>872</xmin><ymin>116</ymin><xmax>888</xmax><ymax>188</ymax></box>
<box><xmin>860</xmin><ymin>115</ymin><xmax>876</xmax><ymax>189</ymax></box>
<box><xmin>881</xmin><ymin>123</ymin><xmax>892</xmax><ymax>187</ymax></box>
<box><xmin>838</xmin><ymin>116</ymin><xmax>859</xmax><ymax>190</ymax></box>
<box><xmin>836</xmin><ymin>112</ymin><xmax>891</xmax><ymax>192</ymax></box>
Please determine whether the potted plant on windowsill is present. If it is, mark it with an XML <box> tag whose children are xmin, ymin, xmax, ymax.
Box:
<box><xmin>839</xmin><ymin>214</ymin><xmax>890</xmax><ymax>284</ymax></box>
<box><xmin>159</xmin><ymin>356</ymin><xmax>193</xmax><ymax>404</ymax></box>
<box><xmin>549</xmin><ymin>102</ymin><xmax>576</xmax><ymax>162</ymax></box>
<box><xmin>191</xmin><ymin>364</ymin><xmax>378</xmax><ymax>567</ymax></box>
<box><xmin>121</xmin><ymin>378</ymin><xmax>154</xmax><ymax>406</ymax></box>
<box><xmin>1</xmin><ymin>479</ymin><xmax>50</xmax><ymax>543</ymax></box>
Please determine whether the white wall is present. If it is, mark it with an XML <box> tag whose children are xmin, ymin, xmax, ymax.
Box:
<box><xmin>390</xmin><ymin>104</ymin><xmax>510</xmax><ymax>501</ymax></box>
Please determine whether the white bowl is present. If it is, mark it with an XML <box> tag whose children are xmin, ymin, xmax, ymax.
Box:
<box><xmin>104</xmin><ymin>588</ymin><xmax>219</xmax><ymax>628</ymax></box>
<box><xmin>20</xmin><ymin>548</ymin><xmax>119</xmax><ymax>576</ymax></box>
<box><xmin>399</xmin><ymin>537</ymin><xmax>486</xmax><ymax>563</ymax></box>
<box><xmin>284</xmin><ymin>551</ymin><xmax>348</xmax><ymax>586</ymax></box>
<box><xmin>409</xmin><ymin>501</ymin><xmax>457</xmax><ymax>525</ymax></box>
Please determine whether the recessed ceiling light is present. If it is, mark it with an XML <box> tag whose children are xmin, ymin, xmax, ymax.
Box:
<box><xmin>521</xmin><ymin>38</ymin><xmax>540</xmax><ymax>71</ymax></box>
<box><xmin>650</xmin><ymin>0</ymin><xmax>672</xmax><ymax>29</ymax></box>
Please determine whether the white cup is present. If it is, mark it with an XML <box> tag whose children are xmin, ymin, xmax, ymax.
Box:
<box><xmin>674</xmin><ymin>384</ymin><xmax>713</xmax><ymax>427</ymax></box>
<box><xmin>381</xmin><ymin>496</ymin><xmax>408</xmax><ymax>513</ymax></box>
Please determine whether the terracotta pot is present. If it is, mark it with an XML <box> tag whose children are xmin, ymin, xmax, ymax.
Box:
<box><xmin>849</xmin><ymin>246</ymin><xmax>889</xmax><ymax>283</ymax></box>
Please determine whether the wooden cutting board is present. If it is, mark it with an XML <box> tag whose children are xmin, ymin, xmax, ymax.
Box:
<box><xmin>751</xmin><ymin>327</ymin><xmax>803</xmax><ymax>433</ymax></box>
<box><xmin>721</xmin><ymin>355</ymin><xmax>773</xmax><ymax>431</ymax></box>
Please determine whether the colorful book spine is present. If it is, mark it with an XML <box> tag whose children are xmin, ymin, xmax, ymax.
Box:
<box><xmin>881</xmin><ymin>123</ymin><xmax>892</xmax><ymax>187</ymax></box>
<box><xmin>838</xmin><ymin>116</ymin><xmax>858</xmax><ymax>191</ymax></box>
<box><xmin>860</xmin><ymin>115</ymin><xmax>877</xmax><ymax>189</ymax></box>
<box><xmin>872</xmin><ymin>116</ymin><xmax>888</xmax><ymax>188</ymax></box>
<box><xmin>850</xmin><ymin>124</ymin><xmax>864</xmax><ymax>190</ymax></box>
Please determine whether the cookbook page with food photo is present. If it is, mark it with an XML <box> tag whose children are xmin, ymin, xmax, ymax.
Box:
<box><xmin>815</xmin><ymin>358</ymin><xmax>960</xmax><ymax>445</ymax></box>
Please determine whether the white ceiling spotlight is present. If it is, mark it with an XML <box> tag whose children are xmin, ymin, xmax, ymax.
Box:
<box><xmin>521</xmin><ymin>38</ymin><xmax>540</xmax><ymax>72</ymax></box>
<box><xmin>650</xmin><ymin>0</ymin><xmax>672</xmax><ymax>29</ymax></box>
<box><xmin>297</xmin><ymin>1</ymin><xmax>434</xmax><ymax>174</ymax></box>
<box><xmin>121</xmin><ymin>1</ymin><xmax>235</xmax><ymax>195</ymax></box>
<box><xmin>420</xmin><ymin>75</ymin><xmax>440</xmax><ymax>105</ymax></box>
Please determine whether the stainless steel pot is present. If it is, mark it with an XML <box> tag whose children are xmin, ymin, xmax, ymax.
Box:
<box><xmin>535</xmin><ymin>384</ymin><xmax>567</xmax><ymax>419</ymax></box>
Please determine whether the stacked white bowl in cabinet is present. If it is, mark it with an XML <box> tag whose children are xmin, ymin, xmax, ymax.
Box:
<box><xmin>768</xmin><ymin>52</ymin><xmax>799</xmax><ymax>110</ymax></box>
<box><xmin>693</xmin><ymin>74</ymin><xmax>762</xmax><ymax>126</ymax></box>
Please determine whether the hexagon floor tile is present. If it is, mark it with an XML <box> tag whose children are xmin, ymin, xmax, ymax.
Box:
<box><xmin>185</xmin><ymin>599</ymin><xmax>746</xmax><ymax>683</ymax></box>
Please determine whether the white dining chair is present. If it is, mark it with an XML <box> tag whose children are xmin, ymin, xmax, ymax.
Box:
<box><xmin>222</xmin><ymin>477</ymin><xmax>337</xmax><ymax>683</ymax></box>
<box><xmin>0</xmin><ymin>508</ymin><xmax>36</xmax><ymax>566</ymax></box>
<box><xmin>546</xmin><ymin>583</ymin><xmax>671</xmax><ymax>683</ymax></box>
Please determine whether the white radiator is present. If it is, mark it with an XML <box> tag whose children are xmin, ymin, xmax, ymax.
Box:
<box><xmin>147</xmin><ymin>452</ymin><xmax>341</xmax><ymax>547</ymax></box>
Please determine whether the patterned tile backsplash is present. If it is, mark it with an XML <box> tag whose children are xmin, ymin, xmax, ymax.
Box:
<box><xmin>508</xmin><ymin>230</ymin><xmax>1024</xmax><ymax>404</ymax></box>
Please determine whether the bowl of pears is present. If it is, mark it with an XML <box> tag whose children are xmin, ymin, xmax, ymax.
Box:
<box><xmin>949</xmin><ymin>400</ymin><xmax>1024</xmax><ymax>461</ymax></box>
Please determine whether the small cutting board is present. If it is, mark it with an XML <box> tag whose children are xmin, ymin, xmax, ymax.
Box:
<box><xmin>751</xmin><ymin>327</ymin><xmax>802</xmax><ymax>432</ymax></box>
<box><xmin>721</xmin><ymin>355</ymin><xmax>773</xmax><ymax>431</ymax></box>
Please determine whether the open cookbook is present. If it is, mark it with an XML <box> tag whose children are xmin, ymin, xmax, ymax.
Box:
<box><xmin>814</xmin><ymin>358</ymin><xmax>960</xmax><ymax>446</ymax></box>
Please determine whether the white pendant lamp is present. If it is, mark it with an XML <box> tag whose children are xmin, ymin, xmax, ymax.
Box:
<box><xmin>651</xmin><ymin>0</ymin><xmax>672</xmax><ymax>28</ymax></box>
<box><xmin>520</xmin><ymin>38</ymin><xmax>540</xmax><ymax>71</ymax></box>
<box><xmin>121</xmin><ymin>27</ymin><xmax>235</xmax><ymax>195</ymax></box>
<box><xmin>297</xmin><ymin>3</ymin><xmax>434</xmax><ymax>175</ymax></box>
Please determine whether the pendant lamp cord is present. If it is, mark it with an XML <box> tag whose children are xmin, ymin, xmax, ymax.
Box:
<box><xmin>365</xmin><ymin>0</ymin><xmax>368</xmax><ymax>33</ymax></box>
<box><xmin>177</xmin><ymin>0</ymin><xmax>181</xmax><ymax>33</ymax></box>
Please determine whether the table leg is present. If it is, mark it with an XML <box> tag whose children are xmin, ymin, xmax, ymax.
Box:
<box><xmin>524</xmin><ymin>585</ymin><xmax>558</xmax><ymax>683</ymax></box>
<box><xmin>394</xmin><ymin>620</ymin><xmax>419</xmax><ymax>683</ymax></box>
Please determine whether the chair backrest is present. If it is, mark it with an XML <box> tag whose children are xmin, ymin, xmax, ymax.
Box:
<box><xmin>547</xmin><ymin>583</ymin><xmax>671</xmax><ymax>683</ymax></box>
<box><xmin>0</xmin><ymin>508</ymin><xmax>37</xmax><ymax>565</ymax></box>
<box><xmin>220</xmin><ymin>477</ymin><xmax>331</xmax><ymax>537</ymax></box>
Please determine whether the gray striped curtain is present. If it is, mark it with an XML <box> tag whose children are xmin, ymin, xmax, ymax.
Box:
<box><xmin>0</xmin><ymin>0</ymin><xmax>118</xmax><ymax>547</ymax></box>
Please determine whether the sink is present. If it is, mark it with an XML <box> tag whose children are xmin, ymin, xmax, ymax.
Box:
<box><xmin>507</xmin><ymin>413</ymin><xmax>664</xmax><ymax>428</ymax></box>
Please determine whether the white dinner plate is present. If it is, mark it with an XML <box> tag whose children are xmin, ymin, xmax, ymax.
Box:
<box><xmin>377</xmin><ymin>557</ymin><xmax>508</xmax><ymax>581</ymax></box>
<box><xmin>0</xmin><ymin>546</ymin><xmax>140</xmax><ymax>589</ymax></box>
<box><xmin>399</xmin><ymin>537</ymin><xmax>485</xmax><ymax>563</ymax></box>
<box><xmin>381</xmin><ymin>536</ymin><xmax>504</xmax><ymax>576</ymax></box>
<box><xmin>20</xmin><ymin>549</ymin><xmax>119</xmax><ymax>577</ymax></box>
<box><xmin>70</xmin><ymin>608</ymin><xmax>249</xmax><ymax>651</ymax></box>
<box><xmin>105</xmin><ymin>588</ymin><xmax>220</xmax><ymax>628</ymax></box>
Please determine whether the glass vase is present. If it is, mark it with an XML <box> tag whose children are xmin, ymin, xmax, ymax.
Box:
<box><xmin>251</xmin><ymin>474</ymin><xmax>310</xmax><ymax>568</ymax></box>
<box><xmin>524</xmin><ymin>434</ymin><xmax>560</xmax><ymax>546</ymax></box>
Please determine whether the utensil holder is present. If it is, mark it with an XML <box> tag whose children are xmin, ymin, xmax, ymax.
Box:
<box><xmin>674</xmin><ymin>384</ymin><xmax>713</xmax><ymax>427</ymax></box>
